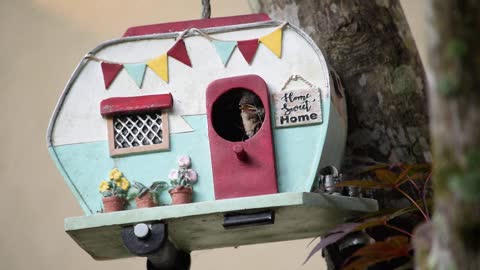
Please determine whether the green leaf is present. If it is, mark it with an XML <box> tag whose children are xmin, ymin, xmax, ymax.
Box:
<box><xmin>132</xmin><ymin>181</ymin><xmax>147</xmax><ymax>190</ymax></box>
<box><xmin>448</xmin><ymin>172</ymin><xmax>480</xmax><ymax>202</ymax></box>
<box><xmin>150</xmin><ymin>181</ymin><xmax>169</xmax><ymax>191</ymax></box>
<box><xmin>102</xmin><ymin>191</ymin><xmax>113</xmax><ymax>197</ymax></box>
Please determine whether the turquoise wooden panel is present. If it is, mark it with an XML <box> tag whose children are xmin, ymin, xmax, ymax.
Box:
<box><xmin>51</xmin><ymin>100</ymin><xmax>332</xmax><ymax>215</ymax></box>
<box><xmin>51</xmin><ymin>116</ymin><xmax>214</xmax><ymax>215</ymax></box>
<box><xmin>272</xmin><ymin>92</ymin><xmax>330</xmax><ymax>193</ymax></box>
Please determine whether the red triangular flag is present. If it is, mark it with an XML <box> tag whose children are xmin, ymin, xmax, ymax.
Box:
<box><xmin>237</xmin><ymin>39</ymin><xmax>259</xmax><ymax>64</ymax></box>
<box><xmin>101</xmin><ymin>62</ymin><xmax>123</xmax><ymax>89</ymax></box>
<box><xmin>167</xmin><ymin>39</ymin><xmax>192</xmax><ymax>67</ymax></box>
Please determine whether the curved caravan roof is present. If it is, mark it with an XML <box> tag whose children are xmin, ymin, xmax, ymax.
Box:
<box><xmin>48</xmin><ymin>16</ymin><xmax>347</xmax><ymax>215</ymax></box>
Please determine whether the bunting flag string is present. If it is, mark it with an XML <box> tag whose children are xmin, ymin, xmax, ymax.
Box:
<box><xmin>147</xmin><ymin>54</ymin><xmax>169</xmax><ymax>83</ymax></box>
<box><xmin>259</xmin><ymin>27</ymin><xmax>283</xmax><ymax>58</ymax></box>
<box><xmin>167</xmin><ymin>39</ymin><xmax>192</xmax><ymax>67</ymax></box>
<box><xmin>91</xmin><ymin>22</ymin><xmax>288</xmax><ymax>90</ymax></box>
<box><xmin>124</xmin><ymin>63</ymin><xmax>147</xmax><ymax>88</ymax></box>
<box><xmin>237</xmin><ymin>39</ymin><xmax>260</xmax><ymax>64</ymax></box>
<box><xmin>212</xmin><ymin>40</ymin><xmax>237</xmax><ymax>66</ymax></box>
<box><xmin>101</xmin><ymin>62</ymin><xmax>123</xmax><ymax>89</ymax></box>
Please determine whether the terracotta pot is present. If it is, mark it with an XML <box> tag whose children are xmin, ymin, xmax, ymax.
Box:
<box><xmin>169</xmin><ymin>187</ymin><xmax>193</xmax><ymax>205</ymax></box>
<box><xmin>102</xmin><ymin>196</ymin><xmax>125</xmax><ymax>212</ymax></box>
<box><xmin>135</xmin><ymin>192</ymin><xmax>157</xmax><ymax>208</ymax></box>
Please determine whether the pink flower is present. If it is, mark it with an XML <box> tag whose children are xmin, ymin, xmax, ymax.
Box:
<box><xmin>168</xmin><ymin>169</ymin><xmax>178</xmax><ymax>180</ymax></box>
<box><xmin>178</xmin><ymin>155</ymin><xmax>191</xmax><ymax>168</ymax></box>
<box><xmin>186</xmin><ymin>169</ymin><xmax>198</xmax><ymax>183</ymax></box>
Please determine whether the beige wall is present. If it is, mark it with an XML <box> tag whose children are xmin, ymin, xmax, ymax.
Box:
<box><xmin>0</xmin><ymin>1</ymin><xmax>425</xmax><ymax>269</ymax></box>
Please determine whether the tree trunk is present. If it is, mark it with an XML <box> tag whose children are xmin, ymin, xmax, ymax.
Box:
<box><xmin>414</xmin><ymin>1</ymin><xmax>480</xmax><ymax>269</ymax></box>
<box><xmin>250</xmin><ymin>0</ymin><xmax>430</xmax><ymax>268</ymax></box>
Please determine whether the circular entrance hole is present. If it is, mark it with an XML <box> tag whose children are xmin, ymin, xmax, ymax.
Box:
<box><xmin>212</xmin><ymin>88</ymin><xmax>265</xmax><ymax>142</ymax></box>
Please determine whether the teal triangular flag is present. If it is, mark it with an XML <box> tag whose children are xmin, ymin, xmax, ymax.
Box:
<box><xmin>124</xmin><ymin>63</ymin><xmax>147</xmax><ymax>88</ymax></box>
<box><xmin>212</xmin><ymin>40</ymin><xmax>237</xmax><ymax>66</ymax></box>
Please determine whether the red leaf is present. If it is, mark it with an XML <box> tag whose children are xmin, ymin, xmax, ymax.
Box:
<box><xmin>354</xmin><ymin>217</ymin><xmax>388</xmax><ymax>231</ymax></box>
<box><xmin>396</xmin><ymin>172</ymin><xmax>430</xmax><ymax>187</ymax></box>
<box><xmin>375</xmin><ymin>169</ymin><xmax>398</xmax><ymax>184</ymax></box>
<box><xmin>355</xmin><ymin>204</ymin><xmax>419</xmax><ymax>221</ymax></box>
<box><xmin>326</xmin><ymin>222</ymin><xmax>361</xmax><ymax>236</ymax></box>
<box><xmin>343</xmin><ymin>236</ymin><xmax>411</xmax><ymax>270</ymax></box>
<box><xmin>349</xmin><ymin>164</ymin><xmax>389</xmax><ymax>176</ymax></box>
<box><xmin>303</xmin><ymin>223</ymin><xmax>360</xmax><ymax>264</ymax></box>
<box><xmin>303</xmin><ymin>232</ymin><xmax>346</xmax><ymax>265</ymax></box>
<box><xmin>336</xmin><ymin>180</ymin><xmax>392</xmax><ymax>189</ymax></box>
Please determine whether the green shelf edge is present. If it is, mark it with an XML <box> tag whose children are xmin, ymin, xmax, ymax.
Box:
<box><xmin>65</xmin><ymin>192</ymin><xmax>378</xmax><ymax>260</ymax></box>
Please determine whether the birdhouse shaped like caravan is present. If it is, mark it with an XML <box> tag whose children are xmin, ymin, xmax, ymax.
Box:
<box><xmin>48</xmin><ymin>14</ymin><xmax>375</xmax><ymax>261</ymax></box>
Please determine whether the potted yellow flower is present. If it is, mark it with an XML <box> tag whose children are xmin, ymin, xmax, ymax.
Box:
<box><xmin>99</xmin><ymin>168</ymin><xmax>130</xmax><ymax>212</ymax></box>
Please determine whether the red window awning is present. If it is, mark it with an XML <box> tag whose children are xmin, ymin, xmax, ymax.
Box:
<box><xmin>100</xmin><ymin>93</ymin><xmax>173</xmax><ymax>117</ymax></box>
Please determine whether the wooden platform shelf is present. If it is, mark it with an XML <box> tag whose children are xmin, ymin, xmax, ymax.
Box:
<box><xmin>65</xmin><ymin>192</ymin><xmax>378</xmax><ymax>260</ymax></box>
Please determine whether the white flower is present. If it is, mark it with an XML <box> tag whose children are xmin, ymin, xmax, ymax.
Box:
<box><xmin>178</xmin><ymin>155</ymin><xmax>191</xmax><ymax>168</ymax></box>
<box><xmin>168</xmin><ymin>169</ymin><xmax>179</xmax><ymax>180</ymax></box>
<box><xmin>186</xmin><ymin>169</ymin><xmax>198</xmax><ymax>183</ymax></box>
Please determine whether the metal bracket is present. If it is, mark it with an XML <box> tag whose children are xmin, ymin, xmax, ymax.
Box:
<box><xmin>121</xmin><ymin>223</ymin><xmax>191</xmax><ymax>270</ymax></box>
<box><xmin>223</xmin><ymin>210</ymin><xmax>275</xmax><ymax>229</ymax></box>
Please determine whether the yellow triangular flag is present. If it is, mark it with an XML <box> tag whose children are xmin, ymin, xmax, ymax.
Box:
<box><xmin>259</xmin><ymin>27</ymin><xmax>283</xmax><ymax>58</ymax></box>
<box><xmin>147</xmin><ymin>54</ymin><xmax>169</xmax><ymax>82</ymax></box>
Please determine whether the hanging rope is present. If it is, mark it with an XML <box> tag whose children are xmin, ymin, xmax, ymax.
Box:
<box><xmin>201</xmin><ymin>0</ymin><xmax>211</xmax><ymax>19</ymax></box>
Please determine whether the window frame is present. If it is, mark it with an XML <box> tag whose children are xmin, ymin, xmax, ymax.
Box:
<box><xmin>100</xmin><ymin>93</ymin><xmax>172</xmax><ymax>157</ymax></box>
<box><xmin>106</xmin><ymin>111</ymin><xmax>170</xmax><ymax>157</ymax></box>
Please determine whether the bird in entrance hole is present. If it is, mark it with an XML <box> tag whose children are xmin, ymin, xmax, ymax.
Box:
<box><xmin>238</xmin><ymin>91</ymin><xmax>265</xmax><ymax>139</ymax></box>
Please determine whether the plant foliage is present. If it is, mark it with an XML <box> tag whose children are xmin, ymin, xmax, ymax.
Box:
<box><xmin>305</xmin><ymin>163</ymin><xmax>432</xmax><ymax>269</ymax></box>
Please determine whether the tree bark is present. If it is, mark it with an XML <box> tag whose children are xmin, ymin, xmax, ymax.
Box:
<box><xmin>414</xmin><ymin>1</ymin><xmax>480</xmax><ymax>269</ymax></box>
<box><xmin>250</xmin><ymin>0</ymin><xmax>430</xmax><ymax>268</ymax></box>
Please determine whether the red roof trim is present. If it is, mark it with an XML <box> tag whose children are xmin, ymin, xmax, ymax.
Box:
<box><xmin>123</xmin><ymin>14</ymin><xmax>271</xmax><ymax>37</ymax></box>
<box><xmin>100</xmin><ymin>94</ymin><xmax>173</xmax><ymax>117</ymax></box>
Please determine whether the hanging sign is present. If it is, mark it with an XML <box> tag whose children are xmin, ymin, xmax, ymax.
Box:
<box><xmin>273</xmin><ymin>75</ymin><xmax>323</xmax><ymax>128</ymax></box>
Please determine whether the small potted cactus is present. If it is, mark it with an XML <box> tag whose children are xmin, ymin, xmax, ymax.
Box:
<box><xmin>131</xmin><ymin>181</ymin><xmax>168</xmax><ymax>208</ymax></box>
<box><xmin>98</xmin><ymin>168</ymin><xmax>130</xmax><ymax>212</ymax></box>
<box><xmin>167</xmin><ymin>155</ymin><xmax>198</xmax><ymax>204</ymax></box>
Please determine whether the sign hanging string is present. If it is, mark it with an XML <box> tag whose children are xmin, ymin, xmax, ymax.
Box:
<box><xmin>280</xmin><ymin>75</ymin><xmax>317</xmax><ymax>91</ymax></box>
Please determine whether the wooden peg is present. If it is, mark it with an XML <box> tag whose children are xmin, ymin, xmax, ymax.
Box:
<box><xmin>233</xmin><ymin>145</ymin><xmax>247</xmax><ymax>161</ymax></box>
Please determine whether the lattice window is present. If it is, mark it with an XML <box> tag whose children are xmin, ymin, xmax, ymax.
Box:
<box><xmin>107</xmin><ymin>111</ymin><xmax>169</xmax><ymax>156</ymax></box>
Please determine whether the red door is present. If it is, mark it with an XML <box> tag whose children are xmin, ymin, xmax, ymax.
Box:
<box><xmin>206</xmin><ymin>75</ymin><xmax>277</xmax><ymax>199</ymax></box>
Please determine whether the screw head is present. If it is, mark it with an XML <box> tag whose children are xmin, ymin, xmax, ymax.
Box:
<box><xmin>134</xmin><ymin>223</ymin><xmax>150</xmax><ymax>239</ymax></box>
